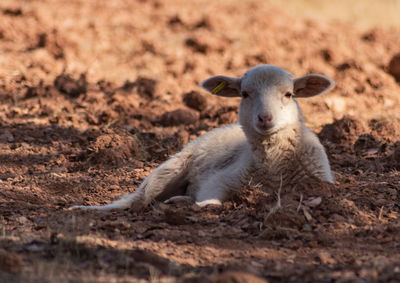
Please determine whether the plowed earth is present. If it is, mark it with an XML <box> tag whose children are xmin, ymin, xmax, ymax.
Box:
<box><xmin>0</xmin><ymin>1</ymin><xmax>400</xmax><ymax>282</ymax></box>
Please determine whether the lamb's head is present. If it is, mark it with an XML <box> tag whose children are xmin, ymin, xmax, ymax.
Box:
<box><xmin>201</xmin><ymin>65</ymin><xmax>334</xmax><ymax>137</ymax></box>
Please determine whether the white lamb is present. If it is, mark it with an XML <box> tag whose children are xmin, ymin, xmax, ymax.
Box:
<box><xmin>70</xmin><ymin>65</ymin><xmax>335</xmax><ymax>211</ymax></box>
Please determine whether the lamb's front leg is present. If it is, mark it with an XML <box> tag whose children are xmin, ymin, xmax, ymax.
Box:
<box><xmin>193</xmin><ymin>146</ymin><xmax>253</xmax><ymax>207</ymax></box>
<box><xmin>194</xmin><ymin>169</ymin><xmax>247</xmax><ymax>207</ymax></box>
<box><xmin>304</xmin><ymin>145</ymin><xmax>335</xmax><ymax>184</ymax></box>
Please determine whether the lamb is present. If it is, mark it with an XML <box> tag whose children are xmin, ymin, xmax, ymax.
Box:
<box><xmin>70</xmin><ymin>64</ymin><xmax>335</xmax><ymax>211</ymax></box>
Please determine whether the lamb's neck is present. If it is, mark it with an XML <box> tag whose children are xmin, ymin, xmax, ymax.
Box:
<box><xmin>248</xmin><ymin>123</ymin><xmax>301</xmax><ymax>166</ymax></box>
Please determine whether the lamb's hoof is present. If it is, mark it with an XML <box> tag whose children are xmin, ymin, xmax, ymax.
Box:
<box><xmin>164</xmin><ymin>196</ymin><xmax>194</xmax><ymax>205</ymax></box>
<box><xmin>195</xmin><ymin>199</ymin><xmax>222</xmax><ymax>207</ymax></box>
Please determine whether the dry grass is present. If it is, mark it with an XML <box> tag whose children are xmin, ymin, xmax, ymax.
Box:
<box><xmin>265</xmin><ymin>0</ymin><xmax>400</xmax><ymax>28</ymax></box>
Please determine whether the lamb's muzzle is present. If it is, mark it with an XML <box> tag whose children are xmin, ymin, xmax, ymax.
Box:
<box><xmin>69</xmin><ymin>64</ymin><xmax>335</xmax><ymax>211</ymax></box>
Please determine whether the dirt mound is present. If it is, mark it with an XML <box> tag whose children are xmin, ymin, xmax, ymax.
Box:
<box><xmin>353</xmin><ymin>134</ymin><xmax>383</xmax><ymax>155</ymax></box>
<box><xmin>225</xmin><ymin>178</ymin><xmax>335</xmax><ymax>234</ymax></box>
<box><xmin>369</xmin><ymin>118</ymin><xmax>400</xmax><ymax>142</ymax></box>
<box><xmin>318</xmin><ymin>116</ymin><xmax>367</xmax><ymax>145</ymax></box>
<box><xmin>83</xmin><ymin>129</ymin><xmax>146</xmax><ymax>168</ymax></box>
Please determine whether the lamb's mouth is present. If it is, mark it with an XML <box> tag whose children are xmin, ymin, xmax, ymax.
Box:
<box><xmin>255</xmin><ymin>125</ymin><xmax>279</xmax><ymax>136</ymax></box>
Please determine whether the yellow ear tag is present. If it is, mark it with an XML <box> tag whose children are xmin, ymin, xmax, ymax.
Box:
<box><xmin>211</xmin><ymin>81</ymin><xmax>227</xmax><ymax>95</ymax></box>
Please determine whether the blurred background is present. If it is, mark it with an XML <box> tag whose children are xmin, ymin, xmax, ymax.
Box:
<box><xmin>1</xmin><ymin>0</ymin><xmax>399</xmax><ymax>129</ymax></box>
<box><xmin>269</xmin><ymin>0</ymin><xmax>400</xmax><ymax>28</ymax></box>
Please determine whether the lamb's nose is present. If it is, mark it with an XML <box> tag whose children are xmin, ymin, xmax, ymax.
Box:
<box><xmin>258</xmin><ymin>114</ymin><xmax>273</xmax><ymax>124</ymax></box>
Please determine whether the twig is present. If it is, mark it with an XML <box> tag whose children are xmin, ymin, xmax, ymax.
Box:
<box><xmin>297</xmin><ymin>193</ymin><xmax>303</xmax><ymax>212</ymax></box>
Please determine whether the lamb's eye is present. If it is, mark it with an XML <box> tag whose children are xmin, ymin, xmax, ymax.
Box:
<box><xmin>285</xmin><ymin>92</ymin><xmax>292</xmax><ymax>98</ymax></box>
<box><xmin>241</xmin><ymin>91</ymin><xmax>249</xmax><ymax>98</ymax></box>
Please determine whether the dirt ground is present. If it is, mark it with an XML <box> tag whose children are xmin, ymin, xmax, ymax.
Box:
<box><xmin>0</xmin><ymin>0</ymin><xmax>400</xmax><ymax>282</ymax></box>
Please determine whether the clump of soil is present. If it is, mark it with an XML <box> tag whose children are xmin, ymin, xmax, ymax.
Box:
<box><xmin>156</xmin><ymin>108</ymin><xmax>200</xmax><ymax>126</ymax></box>
<box><xmin>385</xmin><ymin>142</ymin><xmax>400</xmax><ymax>170</ymax></box>
<box><xmin>2</xmin><ymin>7</ymin><xmax>22</xmax><ymax>16</ymax></box>
<box><xmin>183</xmin><ymin>90</ymin><xmax>208</xmax><ymax>112</ymax></box>
<box><xmin>28</xmin><ymin>30</ymin><xmax>65</xmax><ymax>59</ymax></box>
<box><xmin>185</xmin><ymin>37</ymin><xmax>209</xmax><ymax>54</ymax></box>
<box><xmin>54</xmin><ymin>73</ymin><xmax>87</xmax><ymax>98</ymax></box>
<box><xmin>388</xmin><ymin>53</ymin><xmax>400</xmax><ymax>82</ymax></box>
<box><xmin>353</xmin><ymin>134</ymin><xmax>383</xmax><ymax>155</ymax></box>
<box><xmin>121</xmin><ymin>77</ymin><xmax>157</xmax><ymax>99</ymax></box>
<box><xmin>85</xmin><ymin>128</ymin><xmax>147</xmax><ymax>168</ymax></box>
<box><xmin>319</xmin><ymin>116</ymin><xmax>366</xmax><ymax>145</ymax></box>
<box><xmin>369</xmin><ymin>118</ymin><xmax>400</xmax><ymax>142</ymax></box>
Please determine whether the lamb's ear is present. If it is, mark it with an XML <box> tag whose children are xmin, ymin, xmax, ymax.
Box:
<box><xmin>200</xmin><ymin>75</ymin><xmax>241</xmax><ymax>97</ymax></box>
<box><xmin>294</xmin><ymin>74</ymin><xmax>335</xmax><ymax>98</ymax></box>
